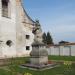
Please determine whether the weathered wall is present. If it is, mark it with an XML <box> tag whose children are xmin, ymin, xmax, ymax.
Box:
<box><xmin>47</xmin><ymin>45</ymin><xmax>75</xmax><ymax>56</ymax></box>
<box><xmin>0</xmin><ymin>0</ymin><xmax>34</xmax><ymax>58</ymax></box>
<box><xmin>16</xmin><ymin>0</ymin><xmax>34</xmax><ymax>56</ymax></box>
<box><xmin>0</xmin><ymin>0</ymin><xmax>16</xmax><ymax>58</ymax></box>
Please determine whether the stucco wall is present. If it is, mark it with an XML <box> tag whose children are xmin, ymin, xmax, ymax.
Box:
<box><xmin>47</xmin><ymin>45</ymin><xmax>75</xmax><ymax>56</ymax></box>
<box><xmin>0</xmin><ymin>0</ymin><xmax>34</xmax><ymax>58</ymax></box>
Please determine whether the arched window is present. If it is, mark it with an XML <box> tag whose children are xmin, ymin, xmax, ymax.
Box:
<box><xmin>2</xmin><ymin>0</ymin><xmax>9</xmax><ymax>17</ymax></box>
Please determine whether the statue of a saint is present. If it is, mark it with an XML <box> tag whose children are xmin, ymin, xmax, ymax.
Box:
<box><xmin>32</xmin><ymin>20</ymin><xmax>43</xmax><ymax>43</ymax></box>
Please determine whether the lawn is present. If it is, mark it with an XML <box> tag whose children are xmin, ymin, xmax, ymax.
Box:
<box><xmin>0</xmin><ymin>56</ymin><xmax>75</xmax><ymax>75</ymax></box>
<box><xmin>48</xmin><ymin>56</ymin><xmax>75</xmax><ymax>61</ymax></box>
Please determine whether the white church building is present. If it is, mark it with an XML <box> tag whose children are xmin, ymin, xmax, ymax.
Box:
<box><xmin>0</xmin><ymin>0</ymin><xmax>34</xmax><ymax>58</ymax></box>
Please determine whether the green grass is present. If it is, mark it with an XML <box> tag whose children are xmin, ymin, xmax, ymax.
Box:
<box><xmin>48</xmin><ymin>55</ymin><xmax>75</xmax><ymax>61</ymax></box>
<box><xmin>1</xmin><ymin>63</ymin><xmax>75</xmax><ymax>75</ymax></box>
<box><xmin>0</xmin><ymin>56</ymin><xmax>75</xmax><ymax>75</ymax></box>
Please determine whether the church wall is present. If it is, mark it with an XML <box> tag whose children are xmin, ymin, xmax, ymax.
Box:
<box><xmin>0</xmin><ymin>0</ymin><xmax>2</xmax><ymax>18</ymax></box>
<box><xmin>0</xmin><ymin>0</ymin><xmax>34</xmax><ymax>58</ymax></box>
<box><xmin>0</xmin><ymin>19</ymin><xmax>16</xmax><ymax>58</ymax></box>
<box><xmin>0</xmin><ymin>0</ymin><xmax>17</xmax><ymax>58</ymax></box>
<box><xmin>15</xmin><ymin>0</ymin><xmax>34</xmax><ymax>57</ymax></box>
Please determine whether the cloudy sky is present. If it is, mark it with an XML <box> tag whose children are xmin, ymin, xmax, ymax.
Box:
<box><xmin>23</xmin><ymin>0</ymin><xmax>75</xmax><ymax>43</ymax></box>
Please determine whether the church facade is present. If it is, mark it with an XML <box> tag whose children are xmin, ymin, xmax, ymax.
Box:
<box><xmin>0</xmin><ymin>0</ymin><xmax>34</xmax><ymax>58</ymax></box>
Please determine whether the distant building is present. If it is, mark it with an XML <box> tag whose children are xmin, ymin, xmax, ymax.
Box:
<box><xmin>59</xmin><ymin>40</ymin><xmax>70</xmax><ymax>45</ymax></box>
<box><xmin>0</xmin><ymin>0</ymin><xmax>35</xmax><ymax>58</ymax></box>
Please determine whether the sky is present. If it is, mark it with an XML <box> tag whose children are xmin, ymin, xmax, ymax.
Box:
<box><xmin>23</xmin><ymin>0</ymin><xmax>75</xmax><ymax>43</ymax></box>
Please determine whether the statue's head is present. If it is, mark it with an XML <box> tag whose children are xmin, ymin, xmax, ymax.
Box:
<box><xmin>32</xmin><ymin>20</ymin><xmax>40</xmax><ymax>34</ymax></box>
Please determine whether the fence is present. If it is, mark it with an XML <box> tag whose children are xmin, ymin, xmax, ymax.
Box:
<box><xmin>47</xmin><ymin>45</ymin><xmax>75</xmax><ymax>56</ymax></box>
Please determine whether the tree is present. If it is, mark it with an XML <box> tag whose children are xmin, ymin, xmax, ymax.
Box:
<box><xmin>46</xmin><ymin>32</ymin><xmax>53</xmax><ymax>45</ymax></box>
<box><xmin>42</xmin><ymin>32</ymin><xmax>47</xmax><ymax>44</ymax></box>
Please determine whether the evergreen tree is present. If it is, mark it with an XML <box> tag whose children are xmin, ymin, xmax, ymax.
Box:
<box><xmin>42</xmin><ymin>32</ymin><xmax>47</xmax><ymax>44</ymax></box>
<box><xmin>46</xmin><ymin>32</ymin><xmax>53</xmax><ymax>45</ymax></box>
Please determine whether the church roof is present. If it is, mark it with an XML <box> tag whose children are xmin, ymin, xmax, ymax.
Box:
<box><xmin>21</xmin><ymin>1</ymin><xmax>35</xmax><ymax>25</ymax></box>
<box><xmin>23</xmin><ymin>7</ymin><xmax>35</xmax><ymax>24</ymax></box>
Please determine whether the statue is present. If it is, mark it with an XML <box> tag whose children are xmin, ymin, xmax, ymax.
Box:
<box><xmin>32</xmin><ymin>20</ymin><xmax>43</xmax><ymax>43</ymax></box>
<box><xmin>21</xmin><ymin>20</ymin><xmax>58</xmax><ymax>70</ymax></box>
<box><xmin>30</xmin><ymin>20</ymin><xmax>48</xmax><ymax>65</ymax></box>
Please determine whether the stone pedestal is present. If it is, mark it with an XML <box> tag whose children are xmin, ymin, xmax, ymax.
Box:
<box><xmin>30</xmin><ymin>56</ymin><xmax>48</xmax><ymax>65</ymax></box>
<box><xmin>30</xmin><ymin>42</ymin><xmax>48</xmax><ymax>65</ymax></box>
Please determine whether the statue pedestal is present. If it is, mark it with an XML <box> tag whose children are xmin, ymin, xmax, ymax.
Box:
<box><xmin>30</xmin><ymin>56</ymin><xmax>48</xmax><ymax>65</ymax></box>
<box><xmin>30</xmin><ymin>42</ymin><xmax>48</xmax><ymax>65</ymax></box>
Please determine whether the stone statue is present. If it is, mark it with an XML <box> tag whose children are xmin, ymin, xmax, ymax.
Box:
<box><xmin>21</xmin><ymin>20</ymin><xmax>58</xmax><ymax>70</ymax></box>
<box><xmin>30</xmin><ymin>20</ymin><xmax>48</xmax><ymax>65</ymax></box>
<box><xmin>32</xmin><ymin>20</ymin><xmax>43</xmax><ymax>43</ymax></box>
